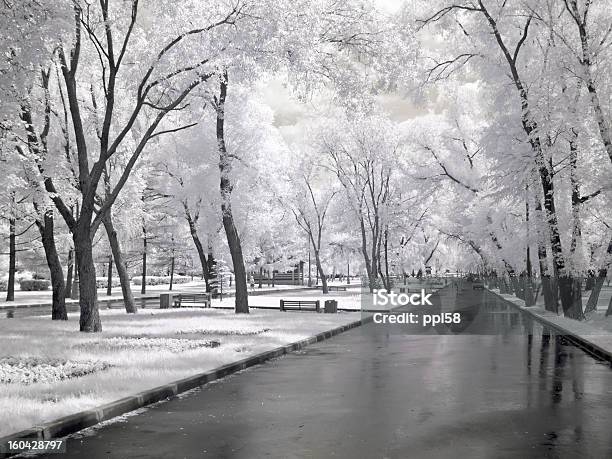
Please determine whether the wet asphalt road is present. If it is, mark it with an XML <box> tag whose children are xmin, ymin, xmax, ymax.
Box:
<box><xmin>35</xmin><ymin>286</ymin><xmax>612</xmax><ymax>459</ymax></box>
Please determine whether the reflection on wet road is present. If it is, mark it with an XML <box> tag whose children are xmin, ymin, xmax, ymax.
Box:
<box><xmin>35</xmin><ymin>286</ymin><xmax>612</xmax><ymax>458</ymax></box>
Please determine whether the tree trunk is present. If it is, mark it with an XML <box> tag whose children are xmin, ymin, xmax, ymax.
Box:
<box><xmin>106</xmin><ymin>255</ymin><xmax>113</xmax><ymax>296</ymax></box>
<box><xmin>216</xmin><ymin>72</ymin><xmax>248</xmax><ymax>314</ymax></box>
<box><xmin>313</xmin><ymin>248</ymin><xmax>328</xmax><ymax>294</ymax></box>
<box><xmin>38</xmin><ymin>211</ymin><xmax>67</xmax><ymax>320</ymax></box>
<box><xmin>558</xmin><ymin>277</ymin><xmax>583</xmax><ymax>320</ymax></box>
<box><xmin>207</xmin><ymin>245</ymin><xmax>216</xmax><ymax>288</ymax></box>
<box><xmin>347</xmin><ymin>260</ymin><xmax>350</xmax><ymax>285</ymax></box>
<box><xmin>382</xmin><ymin>228</ymin><xmax>391</xmax><ymax>291</ymax></box>
<box><xmin>585</xmin><ymin>238</ymin><xmax>612</xmax><ymax>314</ymax></box>
<box><xmin>141</xmin><ymin>226</ymin><xmax>147</xmax><ymax>295</ymax></box>
<box><xmin>102</xmin><ymin>214</ymin><xmax>137</xmax><ymax>313</ymax></box>
<box><xmin>73</xmin><ymin>223</ymin><xmax>101</xmax><ymax>332</ymax></box>
<box><xmin>585</xmin><ymin>270</ymin><xmax>606</xmax><ymax>314</ymax></box>
<box><xmin>6</xmin><ymin>211</ymin><xmax>15</xmax><ymax>302</ymax></box>
<box><xmin>65</xmin><ymin>248</ymin><xmax>74</xmax><ymax>299</ymax></box>
<box><xmin>223</xmin><ymin>214</ymin><xmax>249</xmax><ymax>313</ymax></box>
<box><xmin>183</xmin><ymin>203</ymin><xmax>211</xmax><ymax>292</ymax></box>
<box><xmin>533</xmin><ymin>193</ymin><xmax>558</xmax><ymax>312</ymax></box>
<box><xmin>71</xmin><ymin>254</ymin><xmax>80</xmax><ymax>300</ymax></box>
<box><xmin>567</xmin><ymin>2</ymin><xmax>612</xmax><ymax>165</ymax></box>
<box><xmin>538</xmin><ymin>168</ymin><xmax>576</xmax><ymax>317</ymax></box>
<box><xmin>169</xmin><ymin>254</ymin><xmax>175</xmax><ymax>291</ymax></box>
<box><xmin>561</xmin><ymin>130</ymin><xmax>584</xmax><ymax>320</ymax></box>
<box><xmin>524</xmin><ymin>190</ymin><xmax>535</xmax><ymax>306</ymax></box>
<box><xmin>359</xmin><ymin>216</ymin><xmax>374</xmax><ymax>291</ymax></box>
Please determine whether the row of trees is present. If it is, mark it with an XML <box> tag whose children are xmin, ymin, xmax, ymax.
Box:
<box><xmin>0</xmin><ymin>0</ymin><xmax>411</xmax><ymax>331</ymax></box>
<box><xmin>1</xmin><ymin>0</ymin><xmax>610</xmax><ymax>332</ymax></box>
<box><xmin>412</xmin><ymin>0</ymin><xmax>612</xmax><ymax>317</ymax></box>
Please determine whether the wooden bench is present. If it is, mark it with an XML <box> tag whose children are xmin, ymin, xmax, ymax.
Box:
<box><xmin>328</xmin><ymin>286</ymin><xmax>347</xmax><ymax>292</ymax></box>
<box><xmin>280</xmin><ymin>299</ymin><xmax>321</xmax><ymax>312</ymax></box>
<box><xmin>174</xmin><ymin>293</ymin><xmax>211</xmax><ymax>308</ymax></box>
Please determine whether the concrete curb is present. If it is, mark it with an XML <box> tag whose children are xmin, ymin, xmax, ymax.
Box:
<box><xmin>488</xmin><ymin>289</ymin><xmax>612</xmax><ymax>363</ymax></box>
<box><xmin>0</xmin><ymin>316</ymin><xmax>369</xmax><ymax>458</ymax></box>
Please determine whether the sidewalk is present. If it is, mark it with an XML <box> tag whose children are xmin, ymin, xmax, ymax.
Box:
<box><xmin>490</xmin><ymin>289</ymin><xmax>612</xmax><ymax>361</ymax></box>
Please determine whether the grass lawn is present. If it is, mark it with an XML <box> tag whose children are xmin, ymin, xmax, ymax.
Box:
<box><xmin>0</xmin><ymin>306</ymin><xmax>359</xmax><ymax>437</ymax></box>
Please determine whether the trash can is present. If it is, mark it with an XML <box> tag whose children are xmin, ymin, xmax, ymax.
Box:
<box><xmin>324</xmin><ymin>299</ymin><xmax>338</xmax><ymax>313</ymax></box>
<box><xmin>160</xmin><ymin>293</ymin><xmax>174</xmax><ymax>309</ymax></box>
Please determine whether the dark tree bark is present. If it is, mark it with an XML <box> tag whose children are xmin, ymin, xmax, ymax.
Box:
<box><xmin>563</xmin><ymin>130</ymin><xmax>584</xmax><ymax>319</ymax></box>
<box><xmin>524</xmin><ymin>189</ymin><xmax>535</xmax><ymax>306</ymax></box>
<box><xmin>379</xmin><ymin>227</ymin><xmax>391</xmax><ymax>291</ymax></box>
<box><xmin>169</xmin><ymin>253</ymin><xmax>175</xmax><ymax>291</ymax></box>
<box><xmin>207</xmin><ymin>246</ymin><xmax>216</xmax><ymax>286</ymax></box>
<box><xmin>102</xmin><ymin>213</ymin><xmax>136</xmax><ymax>313</ymax></box>
<box><xmin>141</xmin><ymin>225</ymin><xmax>147</xmax><ymax>295</ymax></box>
<box><xmin>71</xmin><ymin>253</ymin><xmax>80</xmax><ymax>300</ymax></box>
<box><xmin>347</xmin><ymin>260</ymin><xmax>350</xmax><ymax>284</ymax></box>
<box><xmin>36</xmin><ymin>210</ymin><xmax>67</xmax><ymax>320</ymax></box>
<box><xmin>585</xmin><ymin>269</ymin><xmax>606</xmax><ymax>314</ymax></box>
<box><xmin>183</xmin><ymin>202</ymin><xmax>211</xmax><ymax>292</ymax></box>
<box><xmin>534</xmin><ymin>198</ymin><xmax>558</xmax><ymax>312</ymax></box>
<box><xmin>359</xmin><ymin>215</ymin><xmax>375</xmax><ymax>291</ymax></box>
<box><xmin>6</xmin><ymin>207</ymin><xmax>15</xmax><ymax>302</ymax></box>
<box><xmin>106</xmin><ymin>255</ymin><xmax>113</xmax><ymax>296</ymax></box>
<box><xmin>585</xmin><ymin>237</ymin><xmax>612</xmax><ymax>314</ymax></box>
<box><xmin>563</xmin><ymin>0</ymin><xmax>612</xmax><ymax>165</ymax></box>
<box><xmin>313</xmin><ymin>246</ymin><xmax>328</xmax><ymax>294</ymax></box>
<box><xmin>215</xmin><ymin>72</ymin><xmax>248</xmax><ymax>313</ymax></box>
<box><xmin>65</xmin><ymin>248</ymin><xmax>74</xmax><ymax>299</ymax></box>
<box><xmin>73</xmin><ymin>221</ymin><xmax>101</xmax><ymax>332</ymax></box>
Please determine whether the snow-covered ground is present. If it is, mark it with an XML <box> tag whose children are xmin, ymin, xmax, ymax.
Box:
<box><xmin>0</xmin><ymin>306</ymin><xmax>359</xmax><ymax>437</ymax></box>
<box><xmin>539</xmin><ymin>286</ymin><xmax>612</xmax><ymax>333</ymax></box>
<box><xmin>0</xmin><ymin>280</ymin><xmax>210</xmax><ymax>308</ymax></box>
<box><xmin>242</xmin><ymin>289</ymin><xmax>363</xmax><ymax>310</ymax></box>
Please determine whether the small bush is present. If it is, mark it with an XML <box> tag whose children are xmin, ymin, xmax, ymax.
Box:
<box><xmin>19</xmin><ymin>279</ymin><xmax>50</xmax><ymax>291</ymax></box>
<box><xmin>0</xmin><ymin>280</ymin><xmax>7</xmax><ymax>291</ymax></box>
<box><xmin>132</xmin><ymin>276</ymin><xmax>190</xmax><ymax>286</ymax></box>
<box><xmin>96</xmin><ymin>277</ymin><xmax>121</xmax><ymax>289</ymax></box>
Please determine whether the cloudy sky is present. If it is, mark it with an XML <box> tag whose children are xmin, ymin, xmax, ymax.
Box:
<box><xmin>257</xmin><ymin>0</ymin><xmax>437</xmax><ymax>145</ymax></box>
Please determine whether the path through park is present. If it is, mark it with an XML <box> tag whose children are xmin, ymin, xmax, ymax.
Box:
<box><xmin>36</xmin><ymin>288</ymin><xmax>612</xmax><ymax>459</ymax></box>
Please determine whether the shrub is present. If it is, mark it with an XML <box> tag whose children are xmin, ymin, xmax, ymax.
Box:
<box><xmin>95</xmin><ymin>277</ymin><xmax>121</xmax><ymax>289</ymax></box>
<box><xmin>19</xmin><ymin>279</ymin><xmax>50</xmax><ymax>291</ymax></box>
<box><xmin>0</xmin><ymin>280</ymin><xmax>7</xmax><ymax>291</ymax></box>
<box><xmin>132</xmin><ymin>276</ymin><xmax>191</xmax><ymax>286</ymax></box>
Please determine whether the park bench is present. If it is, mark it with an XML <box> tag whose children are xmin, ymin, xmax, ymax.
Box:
<box><xmin>173</xmin><ymin>292</ymin><xmax>211</xmax><ymax>308</ymax></box>
<box><xmin>280</xmin><ymin>299</ymin><xmax>321</xmax><ymax>312</ymax></box>
<box><xmin>328</xmin><ymin>286</ymin><xmax>347</xmax><ymax>292</ymax></box>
